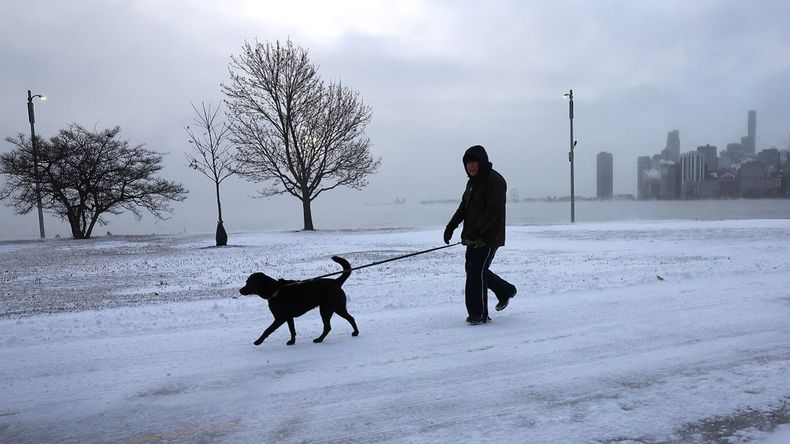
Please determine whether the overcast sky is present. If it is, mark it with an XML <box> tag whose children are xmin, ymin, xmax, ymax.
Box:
<box><xmin>2</xmin><ymin>0</ymin><xmax>789</xmax><ymax>238</ymax></box>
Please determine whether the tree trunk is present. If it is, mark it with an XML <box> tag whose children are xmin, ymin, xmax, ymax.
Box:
<box><xmin>215</xmin><ymin>221</ymin><xmax>228</xmax><ymax>246</ymax></box>
<box><xmin>69</xmin><ymin>222</ymin><xmax>84</xmax><ymax>239</ymax></box>
<box><xmin>215</xmin><ymin>181</ymin><xmax>227</xmax><ymax>246</ymax></box>
<box><xmin>301</xmin><ymin>195</ymin><xmax>314</xmax><ymax>231</ymax></box>
<box><xmin>85</xmin><ymin>213</ymin><xmax>99</xmax><ymax>240</ymax></box>
<box><xmin>67</xmin><ymin>212</ymin><xmax>85</xmax><ymax>239</ymax></box>
<box><xmin>215</xmin><ymin>180</ymin><xmax>223</xmax><ymax>224</ymax></box>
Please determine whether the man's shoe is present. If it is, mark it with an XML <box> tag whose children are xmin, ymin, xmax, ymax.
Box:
<box><xmin>495</xmin><ymin>288</ymin><xmax>517</xmax><ymax>311</ymax></box>
<box><xmin>466</xmin><ymin>315</ymin><xmax>487</xmax><ymax>325</ymax></box>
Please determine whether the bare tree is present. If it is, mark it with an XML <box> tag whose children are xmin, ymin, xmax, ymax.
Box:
<box><xmin>222</xmin><ymin>39</ymin><xmax>380</xmax><ymax>230</ymax></box>
<box><xmin>1</xmin><ymin>124</ymin><xmax>187</xmax><ymax>239</ymax></box>
<box><xmin>185</xmin><ymin>102</ymin><xmax>236</xmax><ymax>246</ymax></box>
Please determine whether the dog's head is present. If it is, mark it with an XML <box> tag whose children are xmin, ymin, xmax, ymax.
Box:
<box><xmin>239</xmin><ymin>272</ymin><xmax>280</xmax><ymax>299</ymax></box>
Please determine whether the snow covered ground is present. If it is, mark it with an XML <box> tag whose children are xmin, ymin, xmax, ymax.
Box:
<box><xmin>1</xmin><ymin>219</ymin><xmax>789</xmax><ymax>443</ymax></box>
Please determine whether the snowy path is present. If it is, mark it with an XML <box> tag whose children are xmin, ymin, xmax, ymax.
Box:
<box><xmin>1</xmin><ymin>220</ymin><xmax>789</xmax><ymax>443</ymax></box>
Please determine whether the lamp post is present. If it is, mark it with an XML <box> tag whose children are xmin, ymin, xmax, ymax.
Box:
<box><xmin>563</xmin><ymin>89</ymin><xmax>577</xmax><ymax>223</ymax></box>
<box><xmin>27</xmin><ymin>90</ymin><xmax>47</xmax><ymax>239</ymax></box>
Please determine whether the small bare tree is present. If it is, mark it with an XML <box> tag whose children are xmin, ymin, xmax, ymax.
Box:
<box><xmin>222</xmin><ymin>39</ymin><xmax>380</xmax><ymax>230</ymax></box>
<box><xmin>185</xmin><ymin>102</ymin><xmax>236</xmax><ymax>246</ymax></box>
<box><xmin>1</xmin><ymin>124</ymin><xmax>187</xmax><ymax>239</ymax></box>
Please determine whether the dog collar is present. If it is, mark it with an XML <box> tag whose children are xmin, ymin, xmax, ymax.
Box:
<box><xmin>270</xmin><ymin>288</ymin><xmax>281</xmax><ymax>299</ymax></box>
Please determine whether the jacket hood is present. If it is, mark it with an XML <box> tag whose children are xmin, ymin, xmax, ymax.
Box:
<box><xmin>462</xmin><ymin>145</ymin><xmax>492</xmax><ymax>178</ymax></box>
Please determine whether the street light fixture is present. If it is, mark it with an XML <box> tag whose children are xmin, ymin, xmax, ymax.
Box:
<box><xmin>563</xmin><ymin>89</ymin><xmax>577</xmax><ymax>223</ymax></box>
<box><xmin>27</xmin><ymin>90</ymin><xmax>47</xmax><ymax>239</ymax></box>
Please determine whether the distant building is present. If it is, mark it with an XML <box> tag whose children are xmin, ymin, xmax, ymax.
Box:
<box><xmin>758</xmin><ymin>149</ymin><xmax>784</xmax><ymax>196</ymax></box>
<box><xmin>637</xmin><ymin>156</ymin><xmax>651</xmax><ymax>199</ymax></box>
<box><xmin>696</xmin><ymin>145</ymin><xmax>718</xmax><ymax>178</ymax></box>
<box><xmin>637</xmin><ymin>156</ymin><xmax>660</xmax><ymax>199</ymax></box>
<box><xmin>633</xmin><ymin>109</ymin><xmax>789</xmax><ymax>200</ymax></box>
<box><xmin>661</xmin><ymin>130</ymin><xmax>680</xmax><ymax>163</ymax></box>
<box><xmin>681</xmin><ymin>151</ymin><xmax>713</xmax><ymax>199</ymax></box>
<box><xmin>740</xmin><ymin>160</ymin><xmax>768</xmax><ymax>197</ymax></box>
<box><xmin>758</xmin><ymin>148</ymin><xmax>780</xmax><ymax>174</ymax></box>
<box><xmin>718</xmin><ymin>171</ymin><xmax>739</xmax><ymax>198</ymax></box>
<box><xmin>784</xmin><ymin>151</ymin><xmax>790</xmax><ymax>197</ymax></box>
<box><xmin>746</xmin><ymin>110</ymin><xmax>757</xmax><ymax>154</ymax></box>
<box><xmin>681</xmin><ymin>151</ymin><xmax>705</xmax><ymax>183</ymax></box>
<box><xmin>660</xmin><ymin>162</ymin><xmax>681</xmax><ymax>199</ymax></box>
<box><xmin>720</xmin><ymin>143</ymin><xmax>746</xmax><ymax>170</ymax></box>
<box><xmin>741</xmin><ymin>136</ymin><xmax>752</xmax><ymax>154</ymax></box>
<box><xmin>596</xmin><ymin>151</ymin><xmax>613</xmax><ymax>199</ymax></box>
<box><xmin>734</xmin><ymin>111</ymin><xmax>757</xmax><ymax>156</ymax></box>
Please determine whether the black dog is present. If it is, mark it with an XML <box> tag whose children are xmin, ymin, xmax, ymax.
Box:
<box><xmin>239</xmin><ymin>256</ymin><xmax>359</xmax><ymax>346</ymax></box>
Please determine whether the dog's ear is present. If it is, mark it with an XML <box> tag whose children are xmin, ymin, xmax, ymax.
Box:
<box><xmin>239</xmin><ymin>272</ymin><xmax>270</xmax><ymax>296</ymax></box>
<box><xmin>251</xmin><ymin>274</ymin><xmax>278</xmax><ymax>298</ymax></box>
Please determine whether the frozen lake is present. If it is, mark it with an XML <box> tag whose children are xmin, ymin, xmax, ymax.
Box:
<box><xmin>3</xmin><ymin>196</ymin><xmax>790</xmax><ymax>240</ymax></box>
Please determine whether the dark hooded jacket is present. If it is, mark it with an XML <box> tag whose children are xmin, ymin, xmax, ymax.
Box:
<box><xmin>447</xmin><ymin>145</ymin><xmax>507</xmax><ymax>247</ymax></box>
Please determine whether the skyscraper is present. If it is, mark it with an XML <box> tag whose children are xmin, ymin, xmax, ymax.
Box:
<box><xmin>681</xmin><ymin>151</ymin><xmax>707</xmax><ymax>199</ymax></box>
<box><xmin>757</xmin><ymin>148</ymin><xmax>780</xmax><ymax>174</ymax></box>
<box><xmin>681</xmin><ymin>151</ymin><xmax>706</xmax><ymax>183</ymax></box>
<box><xmin>661</xmin><ymin>130</ymin><xmax>680</xmax><ymax>162</ymax></box>
<box><xmin>637</xmin><ymin>156</ymin><xmax>651</xmax><ymax>199</ymax></box>
<box><xmin>660</xmin><ymin>162</ymin><xmax>681</xmax><ymax>199</ymax></box>
<box><xmin>597</xmin><ymin>151</ymin><xmax>613</xmax><ymax>199</ymax></box>
<box><xmin>637</xmin><ymin>155</ymin><xmax>662</xmax><ymax>199</ymax></box>
<box><xmin>747</xmin><ymin>110</ymin><xmax>756</xmax><ymax>154</ymax></box>
<box><xmin>696</xmin><ymin>144</ymin><xmax>718</xmax><ymax>177</ymax></box>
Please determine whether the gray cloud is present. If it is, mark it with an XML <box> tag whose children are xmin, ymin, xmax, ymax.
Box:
<box><xmin>2</xmin><ymin>0</ymin><xmax>789</xmax><ymax>239</ymax></box>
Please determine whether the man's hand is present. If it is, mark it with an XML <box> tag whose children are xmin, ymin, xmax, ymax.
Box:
<box><xmin>461</xmin><ymin>238</ymin><xmax>486</xmax><ymax>248</ymax></box>
<box><xmin>461</xmin><ymin>227</ymin><xmax>485</xmax><ymax>247</ymax></box>
<box><xmin>443</xmin><ymin>225</ymin><xmax>454</xmax><ymax>244</ymax></box>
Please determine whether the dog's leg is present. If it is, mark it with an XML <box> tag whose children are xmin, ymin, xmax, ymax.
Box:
<box><xmin>335</xmin><ymin>305</ymin><xmax>359</xmax><ymax>337</ymax></box>
<box><xmin>313</xmin><ymin>306</ymin><xmax>333</xmax><ymax>343</ymax></box>
<box><xmin>286</xmin><ymin>318</ymin><xmax>296</xmax><ymax>345</ymax></box>
<box><xmin>254</xmin><ymin>318</ymin><xmax>286</xmax><ymax>346</ymax></box>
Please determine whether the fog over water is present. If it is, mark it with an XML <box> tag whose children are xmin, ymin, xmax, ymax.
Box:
<box><xmin>4</xmin><ymin>198</ymin><xmax>789</xmax><ymax>241</ymax></box>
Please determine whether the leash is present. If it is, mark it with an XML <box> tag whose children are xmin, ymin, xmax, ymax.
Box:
<box><xmin>299</xmin><ymin>242</ymin><xmax>462</xmax><ymax>283</ymax></box>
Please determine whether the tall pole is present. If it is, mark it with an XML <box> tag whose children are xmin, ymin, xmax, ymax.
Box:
<box><xmin>27</xmin><ymin>90</ymin><xmax>46</xmax><ymax>239</ymax></box>
<box><xmin>565</xmin><ymin>89</ymin><xmax>576</xmax><ymax>223</ymax></box>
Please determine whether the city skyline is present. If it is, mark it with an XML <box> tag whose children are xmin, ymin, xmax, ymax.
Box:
<box><xmin>637</xmin><ymin>110</ymin><xmax>789</xmax><ymax>199</ymax></box>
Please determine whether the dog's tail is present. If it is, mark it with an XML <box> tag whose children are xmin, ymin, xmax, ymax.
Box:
<box><xmin>331</xmin><ymin>256</ymin><xmax>352</xmax><ymax>285</ymax></box>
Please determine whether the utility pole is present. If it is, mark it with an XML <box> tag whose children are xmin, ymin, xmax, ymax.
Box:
<box><xmin>564</xmin><ymin>89</ymin><xmax>577</xmax><ymax>223</ymax></box>
<box><xmin>27</xmin><ymin>90</ymin><xmax>47</xmax><ymax>239</ymax></box>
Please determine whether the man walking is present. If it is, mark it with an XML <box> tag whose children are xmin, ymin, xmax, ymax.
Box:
<box><xmin>444</xmin><ymin>145</ymin><xmax>517</xmax><ymax>324</ymax></box>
